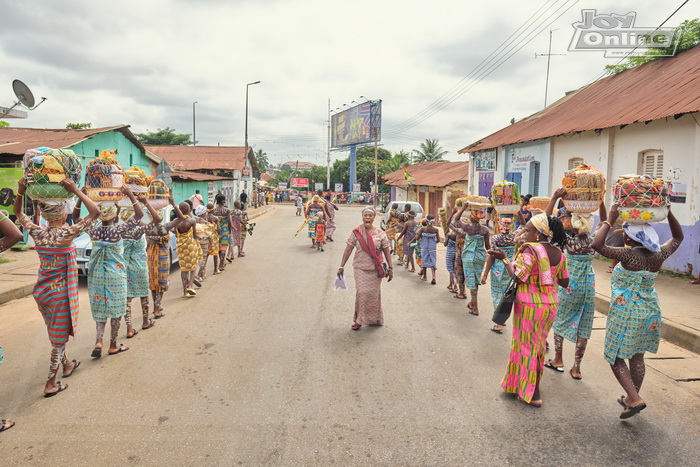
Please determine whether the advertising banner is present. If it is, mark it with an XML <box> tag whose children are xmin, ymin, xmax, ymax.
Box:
<box><xmin>291</xmin><ymin>178</ymin><xmax>309</xmax><ymax>188</ymax></box>
<box><xmin>352</xmin><ymin>183</ymin><xmax>361</xmax><ymax>192</ymax></box>
<box><xmin>314</xmin><ymin>182</ymin><xmax>324</xmax><ymax>191</ymax></box>
<box><xmin>278</xmin><ymin>182</ymin><xmax>288</xmax><ymax>189</ymax></box>
<box><xmin>331</xmin><ymin>100</ymin><xmax>382</xmax><ymax>148</ymax></box>
<box><xmin>242</xmin><ymin>166</ymin><xmax>252</xmax><ymax>180</ymax></box>
<box><xmin>334</xmin><ymin>183</ymin><xmax>343</xmax><ymax>192</ymax></box>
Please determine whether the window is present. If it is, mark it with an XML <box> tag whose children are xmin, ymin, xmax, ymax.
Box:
<box><xmin>568</xmin><ymin>157</ymin><xmax>584</xmax><ymax>170</ymax></box>
<box><xmin>639</xmin><ymin>150</ymin><xmax>664</xmax><ymax>178</ymax></box>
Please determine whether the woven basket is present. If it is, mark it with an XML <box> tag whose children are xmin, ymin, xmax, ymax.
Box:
<box><xmin>493</xmin><ymin>204</ymin><xmax>520</xmax><ymax>214</ymax></box>
<box><xmin>87</xmin><ymin>188</ymin><xmax>124</xmax><ymax>203</ymax></box>
<box><xmin>490</xmin><ymin>180</ymin><xmax>520</xmax><ymax>206</ymax></box>
<box><xmin>562</xmin><ymin>199</ymin><xmax>602</xmax><ymax>214</ymax></box>
<box><xmin>23</xmin><ymin>148</ymin><xmax>82</xmax><ymax>201</ymax></box>
<box><xmin>466</xmin><ymin>195</ymin><xmax>491</xmax><ymax>209</ymax></box>
<box><xmin>85</xmin><ymin>155</ymin><xmax>124</xmax><ymax>199</ymax></box>
<box><xmin>561</xmin><ymin>164</ymin><xmax>605</xmax><ymax>201</ymax></box>
<box><xmin>529</xmin><ymin>196</ymin><xmax>551</xmax><ymax>211</ymax></box>
<box><xmin>148</xmin><ymin>180</ymin><xmax>170</xmax><ymax>200</ymax></box>
<box><xmin>618</xmin><ymin>205</ymin><xmax>669</xmax><ymax>225</ymax></box>
<box><xmin>612</xmin><ymin>175</ymin><xmax>669</xmax><ymax>208</ymax></box>
<box><xmin>26</xmin><ymin>183</ymin><xmax>74</xmax><ymax>202</ymax></box>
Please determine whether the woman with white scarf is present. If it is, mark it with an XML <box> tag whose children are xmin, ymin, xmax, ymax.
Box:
<box><xmin>592</xmin><ymin>203</ymin><xmax>683</xmax><ymax>419</ymax></box>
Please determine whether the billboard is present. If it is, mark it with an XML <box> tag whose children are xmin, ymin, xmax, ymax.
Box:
<box><xmin>290</xmin><ymin>178</ymin><xmax>309</xmax><ymax>188</ymax></box>
<box><xmin>331</xmin><ymin>100</ymin><xmax>382</xmax><ymax>148</ymax></box>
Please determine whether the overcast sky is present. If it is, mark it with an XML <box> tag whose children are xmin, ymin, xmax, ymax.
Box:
<box><xmin>1</xmin><ymin>0</ymin><xmax>697</xmax><ymax>168</ymax></box>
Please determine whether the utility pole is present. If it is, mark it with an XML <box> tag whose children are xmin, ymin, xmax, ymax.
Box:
<box><xmin>373</xmin><ymin>128</ymin><xmax>379</xmax><ymax>207</ymax></box>
<box><xmin>192</xmin><ymin>101</ymin><xmax>197</xmax><ymax>146</ymax></box>
<box><xmin>326</xmin><ymin>98</ymin><xmax>331</xmax><ymax>191</ymax></box>
<box><xmin>536</xmin><ymin>29</ymin><xmax>565</xmax><ymax>108</ymax></box>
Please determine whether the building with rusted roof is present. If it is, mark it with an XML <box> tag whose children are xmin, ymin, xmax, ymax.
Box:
<box><xmin>145</xmin><ymin>145</ymin><xmax>258</xmax><ymax>206</ymax></box>
<box><xmin>383</xmin><ymin>161</ymin><xmax>470</xmax><ymax>218</ymax></box>
<box><xmin>459</xmin><ymin>44</ymin><xmax>700</xmax><ymax>274</ymax></box>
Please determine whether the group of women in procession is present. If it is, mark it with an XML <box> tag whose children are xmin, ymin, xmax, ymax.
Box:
<box><xmin>339</xmin><ymin>188</ymin><xmax>683</xmax><ymax>420</ymax></box>
<box><xmin>0</xmin><ymin>176</ymin><xmax>250</xmax><ymax>433</ymax></box>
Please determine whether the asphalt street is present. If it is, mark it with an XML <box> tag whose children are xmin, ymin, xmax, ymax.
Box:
<box><xmin>0</xmin><ymin>205</ymin><xmax>698</xmax><ymax>466</ymax></box>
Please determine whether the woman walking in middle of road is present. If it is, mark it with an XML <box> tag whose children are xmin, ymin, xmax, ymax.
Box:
<box><xmin>481</xmin><ymin>215</ymin><xmax>516</xmax><ymax>333</ymax></box>
<box><xmin>455</xmin><ymin>203</ymin><xmax>490</xmax><ymax>316</ymax></box>
<box><xmin>416</xmin><ymin>216</ymin><xmax>440</xmax><ymax>284</ymax></box>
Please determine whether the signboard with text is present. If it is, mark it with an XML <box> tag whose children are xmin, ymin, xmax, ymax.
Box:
<box><xmin>475</xmin><ymin>149</ymin><xmax>497</xmax><ymax>171</ymax></box>
<box><xmin>278</xmin><ymin>182</ymin><xmax>288</xmax><ymax>189</ymax></box>
<box><xmin>290</xmin><ymin>178</ymin><xmax>309</xmax><ymax>188</ymax></box>
<box><xmin>334</xmin><ymin>183</ymin><xmax>343</xmax><ymax>192</ymax></box>
<box><xmin>352</xmin><ymin>183</ymin><xmax>361</xmax><ymax>192</ymax></box>
<box><xmin>314</xmin><ymin>182</ymin><xmax>324</xmax><ymax>191</ymax></box>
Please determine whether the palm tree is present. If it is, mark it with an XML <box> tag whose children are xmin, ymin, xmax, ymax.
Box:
<box><xmin>382</xmin><ymin>151</ymin><xmax>411</xmax><ymax>172</ymax></box>
<box><xmin>254</xmin><ymin>149</ymin><xmax>269</xmax><ymax>173</ymax></box>
<box><xmin>413</xmin><ymin>139</ymin><xmax>448</xmax><ymax>162</ymax></box>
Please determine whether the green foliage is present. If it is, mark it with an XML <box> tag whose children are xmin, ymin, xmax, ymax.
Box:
<box><xmin>135</xmin><ymin>127</ymin><xmax>193</xmax><ymax>145</ymax></box>
<box><xmin>0</xmin><ymin>121</ymin><xmax>9</xmax><ymax>128</ymax></box>
<box><xmin>604</xmin><ymin>19</ymin><xmax>700</xmax><ymax>75</ymax></box>
<box><xmin>65</xmin><ymin>122</ymin><xmax>92</xmax><ymax>129</ymax></box>
<box><xmin>413</xmin><ymin>139</ymin><xmax>448</xmax><ymax>162</ymax></box>
<box><xmin>254</xmin><ymin>149</ymin><xmax>269</xmax><ymax>173</ymax></box>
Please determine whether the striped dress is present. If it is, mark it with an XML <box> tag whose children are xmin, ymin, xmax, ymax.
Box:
<box><xmin>34</xmin><ymin>245</ymin><xmax>80</xmax><ymax>344</ymax></box>
<box><xmin>420</xmin><ymin>232</ymin><xmax>437</xmax><ymax>268</ymax></box>
<box><xmin>445</xmin><ymin>238</ymin><xmax>456</xmax><ymax>275</ymax></box>
<box><xmin>147</xmin><ymin>233</ymin><xmax>170</xmax><ymax>293</ymax></box>
<box><xmin>212</xmin><ymin>206</ymin><xmax>231</xmax><ymax>251</ymax></box>
<box><xmin>462</xmin><ymin>234</ymin><xmax>487</xmax><ymax>290</ymax></box>
<box><xmin>501</xmin><ymin>243</ymin><xmax>568</xmax><ymax>403</ymax></box>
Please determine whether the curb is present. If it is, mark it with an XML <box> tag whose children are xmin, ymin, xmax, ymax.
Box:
<box><xmin>0</xmin><ymin>283</ymin><xmax>36</xmax><ymax>307</ymax></box>
<box><xmin>595</xmin><ymin>293</ymin><xmax>700</xmax><ymax>355</ymax></box>
<box><xmin>248</xmin><ymin>206</ymin><xmax>274</xmax><ymax>220</ymax></box>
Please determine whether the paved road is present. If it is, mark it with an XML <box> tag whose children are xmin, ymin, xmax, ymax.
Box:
<box><xmin>1</xmin><ymin>206</ymin><xmax>699</xmax><ymax>466</ymax></box>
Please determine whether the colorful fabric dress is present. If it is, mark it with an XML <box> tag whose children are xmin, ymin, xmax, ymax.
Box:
<box><xmin>462</xmin><ymin>234</ymin><xmax>487</xmax><ymax>290</ymax></box>
<box><xmin>385</xmin><ymin>210</ymin><xmax>398</xmax><ymax>242</ymax></box>
<box><xmin>88</xmin><ymin>239</ymin><xmax>127</xmax><ymax>322</ymax></box>
<box><xmin>453</xmin><ymin>237</ymin><xmax>465</xmax><ymax>286</ymax></box>
<box><xmin>420</xmin><ymin>232</ymin><xmax>437</xmax><ymax>268</ymax></box>
<box><xmin>394</xmin><ymin>223</ymin><xmax>404</xmax><ymax>259</ymax></box>
<box><xmin>604</xmin><ymin>265</ymin><xmax>662</xmax><ymax>364</ymax></box>
<box><xmin>146</xmin><ymin>224</ymin><xmax>171</xmax><ymax>293</ymax></box>
<box><xmin>307</xmin><ymin>207</ymin><xmax>323</xmax><ymax>239</ymax></box>
<box><xmin>326</xmin><ymin>203</ymin><xmax>337</xmax><ymax>237</ymax></box>
<box><xmin>445</xmin><ymin>238</ymin><xmax>456</xmax><ymax>275</ymax></box>
<box><xmin>34</xmin><ymin>245</ymin><xmax>80</xmax><ymax>343</ymax></box>
<box><xmin>316</xmin><ymin>222</ymin><xmax>326</xmax><ymax>244</ymax></box>
<box><xmin>554</xmin><ymin>254</ymin><xmax>595</xmax><ymax>341</ymax></box>
<box><xmin>212</xmin><ymin>206</ymin><xmax>231</xmax><ymax>251</ymax></box>
<box><xmin>175</xmin><ymin>220</ymin><xmax>203</xmax><ymax>272</ymax></box>
<box><xmin>122</xmin><ymin>223</ymin><xmax>151</xmax><ymax>299</ymax></box>
<box><xmin>502</xmin><ymin>243</ymin><xmax>568</xmax><ymax>403</ymax></box>
<box><xmin>489</xmin><ymin>232</ymin><xmax>516</xmax><ymax>308</ymax></box>
<box><xmin>347</xmin><ymin>226</ymin><xmax>390</xmax><ymax>325</ymax></box>
<box><xmin>230</xmin><ymin>208</ymin><xmax>244</xmax><ymax>247</ymax></box>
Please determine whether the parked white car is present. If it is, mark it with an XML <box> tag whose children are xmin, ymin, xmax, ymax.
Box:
<box><xmin>75</xmin><ymin>205</ymin><xmax>179</xmax><ymax>277</ymax></box>
<box><xmin>379</xmin><ymin>201</ymin><xmax>424</xmax><ymax>230</ymax></box>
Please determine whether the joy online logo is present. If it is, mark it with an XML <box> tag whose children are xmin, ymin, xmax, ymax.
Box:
<box><xmin>569</xmin><ymin>10</ymin><xmax>679</xmax><ymax>58</ymax></box>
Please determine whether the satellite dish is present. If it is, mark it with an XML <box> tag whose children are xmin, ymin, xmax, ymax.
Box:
<box><xmin>12</xmin><ymin>80</ymin><xmax>36</xmax><ymax>108</ymax></box>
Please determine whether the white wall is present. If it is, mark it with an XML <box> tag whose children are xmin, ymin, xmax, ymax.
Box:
<box><xmin>503</xmin><ymin>140</ymin><xmax>551</xmax><ymax>197</ymax></box>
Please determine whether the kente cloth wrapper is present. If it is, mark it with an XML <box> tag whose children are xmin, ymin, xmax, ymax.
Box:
<box><xmin>554</xmin><ymin>254</ymin><xmax>595</xmax><ymax>341</ymax></box>
<box><xmin>414</xmin><ymin>241</ymin><xmax>422</xmax><ymax>267</ymax></box>
<box><xmin>420</xmin><ymin>232</ymin><xmax>437</xmax><ymax>268</ymax></box>
<box><xmin>307</xmin><ymin>207</ymin><xmax>323</xmax><ymax>238</ymax></box>
<box><xmin>530</xmin><ymin>213</ymin><xmax>552</xmax><ymax>238</ymax></box>
<box><xmin>501</xmin><ymin>243</ymin><xmax>568</xmax><ymax>403</ymax></box>
<box><xmin>623</xmin><ymin>223</ymin><xmax>661</xmax><ymax>252</ymax></box>
<box><xmin>216</xmin><ymin>214</ymin><xmax>230</xmax><ymax>250</ymax></box>
<box><xmin>604</xmin><ymin>265</ymin><xmax>662</xmax><ymax>364</ymax></box>
<box><xmin>208</xmin><ymin>229</ymin><xmax>219</xmax><ymax>255</ymax></box>
<box><xmin>88</xmin><ymin>240</ymin><xmax>127</xmax><ymax>322</ymax></box>
<box><xmin>334</xmin><ymin>275</ymin><xmax>348</xmax><ymax>291</ymax></box>
<box><xmin>123</xmin><ymin>237</ymin><xmax>150</xmax><ymax>298</ymax></box>
<box><xmin>147</xmin><ymin>235</ymin><xmax>170</xmax><ymax>293</ymax></box>
<box><xmin>175</xmin><ymin>225</ymin><xmax>203</xmax><ymax>272</ymax></box>
<box><xmin>231</xmin><ymin>211</ymin><xmax>244</xmax><ymax>247</ymax></box>
<box><xmin>316</xmin><ymin>223</ymin><xmax>326</xmax><ymax>243</ymax></box>
<box><xmin>461</xmin><ymin>234</ymin><xmax>487</xmax><ymax>290</ymax></box>
<box><xmin>453</xmin><ymin>237</ymin><xmax>465</xmax><ymax>285</ymax></box>
<box><xmin>33</xmin><ymin>245</ymin><xmax>80</xmax><ymax>344</ymax></box>
<box><xmin>489</xmin><ymin>245</ymin><xmax>516</xmax><ymax>308</ymax></box>
<box><xmin>445</xmin><ymin>238</ymin><xmax>456</xmax><ymax>274</ymax></box>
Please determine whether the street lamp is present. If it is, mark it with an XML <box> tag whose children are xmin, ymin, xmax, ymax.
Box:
<box><xmin>244</xmin><ymin>81</ymin><xmax>261</xmax><ymax>173</ymax></box>
<box><xmin>192</xmin><ymin>101</ymin><xmax>197</xmax><ymax>146</ymax></box>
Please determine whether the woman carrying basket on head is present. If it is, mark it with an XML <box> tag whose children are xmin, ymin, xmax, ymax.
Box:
<box><xmin>15</xmin><ymin>178</ymin><xmax>100</xmax><ymax>396</ymax></box>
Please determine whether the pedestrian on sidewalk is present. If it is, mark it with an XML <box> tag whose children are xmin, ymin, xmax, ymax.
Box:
<box><xmin>75</xmin><ymin>186</ymin><xmax>141</xmax><ymax>359</ymax></box>
<box><xmin>488</xmin><ymin>213</ymin><xmax>569</xmax><ymax>408</ymax></box>
<box><xmin>119</xmin><ymin>194</ymin><xmax>162</xmax><ymax>338</ymax></box>
<box><xmin>240</xmin><ymin>190</ymin><xmax>248</xmax><ymax>211</ymax></box>
<box><xmin>337</xmin><ymin>206</ymin><xmax>393</xmax><ymax>331</ymax></box>
<box><xmin>15</xmin><ymin>179</ymin><xmax>99</xmax><ymax>396</ymax></box>
<box><xmin>454</xmin><ymin>203</ymin><xmax>490</xmax><ymax>316</ymax></box>
<box><xmin>544</xmin><ymin>190</ymin><xmax>602</xmax><ymax>379</ymax></box>
<box><xmin>592</xmin><ymin>203</ymin><xmax>684</xmax><ymax>419</ymax></box>
<box><xmin>146</xmin><ymin>197</ymin><xmax>186</xmax><ymax>318</ymax></box>
<box><xmin>481</xmin><ymin>215</ymin><xmax>516</xmax><ymax>334</ymax></box>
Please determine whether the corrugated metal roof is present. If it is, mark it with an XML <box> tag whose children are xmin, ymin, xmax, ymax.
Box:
<box><xmin>170</xmin><ymin>170</ymin><xmax>230</xmax><ymax>182</ymax></box>
<box><xmin>383</xmin><ymin>161</ymin><xmax>470</xmax><ymax>187</ymax></box>
<box><xmin>0</xmin><ymin>125</ymin><xmax>145</xmax><ymax>156</ymax></box>
<box><xmin>460</xmin><ymin>44</ymin><xmax>700</xmax><ymax>153</ymax></box>
<box><xmin>146</xmin><ymin>145</ymin><xmax>255</xmax><ymax>172</ymax></box>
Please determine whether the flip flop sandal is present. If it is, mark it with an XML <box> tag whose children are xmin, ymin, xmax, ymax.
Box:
<box><xmin>454</xmin><ymin>295</ymin><xmax>467</xmax><ymax>300</ymax></box>
<box><xmin>62</xmin><ymin>360</ymin><xmax>81</xmax><ymax>378</ymax></box>
<box><xmin>44</xmin><ymin>382</ymin><xmax>68</xmax><ymax>398</ymax></box>
<box><xmin>351</xmin><ymin>323</ymin><xmax>361</xmax><ymax>331</ymax></box>
<box><xmin>193</xmin><ymin>280</ymin><xmax>202</xmax><ymax>288</ymax></box>
<box><xmin>108</xmin><ymin>344</ymin><xmax>129</xmax><ymax>356</ymax></box>
<box><xmin>617</xmin><ymin>395</ymin><xmax>627</xmax><ymax>408</ymax></box>
<box><xmin>620</xmin><ymin>403</ymin><xmax>647</xmax><ymax>419</ymax></box>
<box><xmin>544</xmin><ymin>359</ymin><xmax>565</xmax><ymax>372</ymax></box>
<box><xmin>186</xmin><ymin>288</ymin><xmax>197</xmax><ymax>296</ymax></box>
<box><xmin>126</xmin><ymin>330</ymin><xmax>139</xmax><ymax>339</ymax></box>
<box><xmin>431</xmin><ymin>279</ymin><xmax>436</xmax><ymax>285</ymax></box>
<box><xmin>154</xmin><ymin>312</ymin><xmax>165</xmax><ymax>319</ymax></box>
<box><xmin>468</xmin><ymin>310</ymin><xmax>479</xmax><ymax>316</ymax></box>
<box><xmin>91</xmin><ymin>347</ymin><xmax>102</xmax><ymax>359</ymax></box>
<box><xmin>570</xmin><ymin>369</ymin><xmax>582</xmax><ymax>380</ymax></box>
<box><xmin>490</xmin><ymin>326</ymin><xmax>503</xmax><ymax>334</ymax></box>
<box><xmin>0</xmin><ymin>419</ymin><xmax>15</xmax><ymax>433</ymax></box>
<box><xmin>142</xmin><ymin>319</ymin><xmax>156</xmax><ymax>330</ymax></box>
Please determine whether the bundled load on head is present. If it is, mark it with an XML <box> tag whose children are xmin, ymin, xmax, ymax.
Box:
<box><xmin>612</xmin><ymin>174</ymin><xmax>670</xmax><ymax>224</ymax></box>
<box><xmin>123</xmin><ymin>167</ymin><xmax>153</xmax><ymax>193</ymax></box>
<box><xmin>465</xmin><ymin>195</ymin><xmax>491</xmax><ymax>209</ymax></box>
<box><xmin>147</xmin><ymin>179</ymin><xmax>170</xmax><ymax>209</ymax></box>
<box><xmin>524</xmin><ymin>196</ymin><xmax>551</xmax><ymax>215</ymax></box>
<box><xmin>561</xmin><ymin>163</ymin><xmax>605</xmax><ymax>213</ymax></box>
<box><xmin>22</xmin><ymin>147</ymin><xmax>82</xmax><ymax>201</ymax></box>
<box><xmin>85</xmin><ymin>150</ymin><xmax>124</xmax><ymax>204</ymax></box>
<box><xmin>438</xmin><ymin>207</ymin><xmax>449</xmax><ymax>234</ymax></box>
<box><xmin>490</xmin><ymin>180</ymin><xmax>520</xmax><ymax>214</ymax></box>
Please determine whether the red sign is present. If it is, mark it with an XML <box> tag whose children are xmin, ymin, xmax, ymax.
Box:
<box><xmin>290</xmin><ymin>178</ymin><xmax>309</xmax><ymax>188</ymax></box>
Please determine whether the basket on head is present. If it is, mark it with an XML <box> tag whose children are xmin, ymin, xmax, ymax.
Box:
<box><xmin>490</xmin><ymin>180</ymin><xmax>520</xmax><ymax>212</ymax></box>
<box><xmin>466</xmin><ymin>195</ymin><xmax>491</xmax><ymax>209</ymax></box>
<box><xmin>561</xmin><ymin>163</ymin><xmax>605</xmax><ymax>213</ymax></box>
<box><xmin>23</xmin><ymin>147</ymin><xmax>83</xmax><ymax>201</ymax></box>
<box><xmin>612</xmin><ymin>174</ymin><xmax>670</xmax><ymax>224</ymax></box>
<box><xmin>85</xmin><ymin>150</ymin><xmax>124</xmax><ymax>202</ymax></box>
<box><xmin>528</xmin><ymin>196</ymin><xmax>551</xmax><ymax>212</ymax></box>
<box><xmin>123</xmin><ymin>167</ymin><xmax>152</xmax><ymax>193</ymax></box>
<box><xmin>147</xmin><ymin>179</ymin><xmax>170</xmax><ymax>209</ymax></box>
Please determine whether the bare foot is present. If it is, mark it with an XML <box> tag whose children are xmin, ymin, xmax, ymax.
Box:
<box><xmin>690</xmin><ymin>278</ymin><xmax>700</xmax><ymax>284</ymax></box>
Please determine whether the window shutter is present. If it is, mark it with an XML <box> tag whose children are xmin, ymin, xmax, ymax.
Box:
<box><xmin>642</xmin><ymin>151</ymin><xmax>663</xmax><ymax>178</ymax></box>
<box><xmin>568</xmin><ymin>157</ymin><xmax>584</xmax><ymax>170</ymax></box>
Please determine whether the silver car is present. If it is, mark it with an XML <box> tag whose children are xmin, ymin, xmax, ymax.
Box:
<box><xmin>380</xmin><ymin>201</ymin><xmax>424</xmax><ymax>230</ymax></box>
<box><xmin>75</xmin><ymin>205</ymin><xmax>179</xmax><ymax>277</ymax></box>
